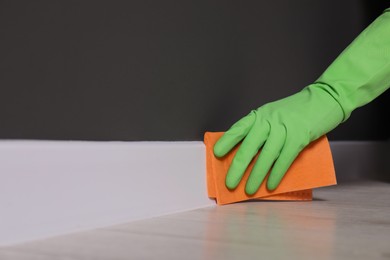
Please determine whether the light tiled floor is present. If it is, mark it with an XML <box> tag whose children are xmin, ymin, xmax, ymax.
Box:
<box><xmin>1</xmin><ymin>181</ymin><xmax>390</xmax><ymax>260</ymax></box>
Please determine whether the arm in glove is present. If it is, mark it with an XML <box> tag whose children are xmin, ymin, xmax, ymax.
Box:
<box><xmin>214</xmin><ymin>8</ymin><xmax>390</xmax><ymax>195</ymax></box>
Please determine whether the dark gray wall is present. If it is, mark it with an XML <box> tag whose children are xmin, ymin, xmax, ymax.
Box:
<box><xmin>0</xmin><ymin>0</ymin><xmax>388</xmax><ymax>141</ymax></box>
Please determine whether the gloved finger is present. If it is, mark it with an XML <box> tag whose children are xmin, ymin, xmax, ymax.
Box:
<box><xmin>266</xmin><ymin>138</ymin><xmax>305</xmax><ymax>190</ymax></box>
<box><xmin>214</xmin><ymin>110</ymin><xmax>256</xmax><ymax>158</ymax></box>
<box><xmin>245</xmin><ymin>123</ymin><xmax>286</xmax><ymax>195</ymax></box>
<box><xmin>225</xmin><ymin>120</ymin><xmax>269</xmax><ymax>190</ymax></box>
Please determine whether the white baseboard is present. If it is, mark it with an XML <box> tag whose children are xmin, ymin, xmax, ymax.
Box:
<box><xmin>0</xmin><ymin>140</ymin><xmax>214</xmax><ymax>246</ymax></box>
<box><xmin>0</xmin><ymin>139</ymin><xmax>388</xmax><ymax>246</ymax></box>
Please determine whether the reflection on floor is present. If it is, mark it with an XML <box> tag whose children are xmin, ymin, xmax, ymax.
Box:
<box><xmin>1</xmin><ymin>181</ymin><xmax>389</xmax><ymax>260</ymax></box>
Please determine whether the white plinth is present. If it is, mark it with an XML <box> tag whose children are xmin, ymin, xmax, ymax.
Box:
<box><xmin>0</xmin><ymin>140</ymin><xmax>214</xmax><ymax>246</ymax></box>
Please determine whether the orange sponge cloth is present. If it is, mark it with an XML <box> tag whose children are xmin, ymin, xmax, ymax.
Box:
<box><xmin>204</xmin><ymin>132</ymin><xmax>337</xmax><ymax>205</ymax></box>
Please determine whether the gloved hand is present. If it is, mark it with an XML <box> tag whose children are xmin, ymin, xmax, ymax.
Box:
<box><xmin>213</xmin><ymin>84</ymin><xmax>343</xmax><ymax>194</ymax></box>
<box><xmin>214</xmin><ymin>8</ymin><xmax>390</xmax><ymax>195</ymax></box>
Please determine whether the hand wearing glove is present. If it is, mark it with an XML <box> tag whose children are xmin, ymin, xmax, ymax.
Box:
<box><xmin>214</xmin><ymin>8</ymin><xmax>390</xmax><ymax>195</ymax></box>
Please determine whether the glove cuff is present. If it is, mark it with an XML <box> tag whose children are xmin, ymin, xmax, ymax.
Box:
<box><xmin>315</xmin><ymin>9</ymin><xmax>390</xmax><ymax>122</ymax></box>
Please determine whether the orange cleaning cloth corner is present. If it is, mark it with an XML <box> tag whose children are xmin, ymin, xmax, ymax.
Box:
<box><xmin>204</xmin><ymin>132</ymin><xmax>337</xmax><ymax>205</ymax></box>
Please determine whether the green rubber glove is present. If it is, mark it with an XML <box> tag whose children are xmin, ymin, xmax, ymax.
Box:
<box><xmin>214</xmin><ymin>8</ymin><xmax>390</xmax><ymax>195</ymax></box>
